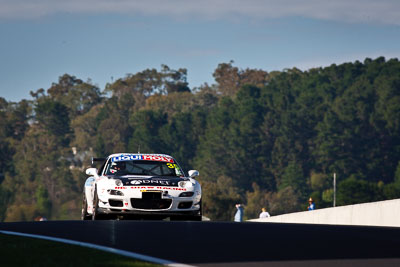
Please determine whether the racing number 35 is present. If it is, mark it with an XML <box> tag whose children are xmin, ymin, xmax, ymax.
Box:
<box><xmin>166</xmin><ymin>163</ymin><xmax>178</xmax><ymax>169</ymax></box>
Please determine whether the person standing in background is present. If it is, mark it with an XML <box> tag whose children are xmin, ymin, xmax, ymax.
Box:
<box><xmin>234</xmin><ymin>204</ymin><xmax>244</xmax><ymax>222</ymax></box>
<box><xmin>259</xmin><ymin>207</ymin><xmax>270</xmax><ymax>218</ymax></box>
<box><xmin>308</xmin><ymin>198</ymin><xmax>315</xmax><ymax>211</ymax></box>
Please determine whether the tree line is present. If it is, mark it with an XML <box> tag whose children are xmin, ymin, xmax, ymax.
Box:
<box><xmin>0</xmin><ymin>58</ymin><xmax>399</xmax><ymax>221</ymax></box>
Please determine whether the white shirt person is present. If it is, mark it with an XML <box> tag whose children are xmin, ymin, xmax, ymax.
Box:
<box><xmin>259</xmin><ymin>207</ymin><xmax>270</xmax><ymax>218</ymax></box>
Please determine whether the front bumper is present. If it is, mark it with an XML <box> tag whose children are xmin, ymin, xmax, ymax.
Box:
<box><xmin>96</xmin><ymin>187</ymin><xmax>201</xmax><ymax>217</ymax></box>
<box><xmin>98</xmin><ymin>207</ymin><xmax>200</xmax><ymax>217</ymax></box>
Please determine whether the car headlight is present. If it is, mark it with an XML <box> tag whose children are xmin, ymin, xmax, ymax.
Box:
<box><xmin>114</xmin><ymin>179</ymin><xmax>122</xmax><ymax>186</ymax></box>
<box><xmin>107</xmin><ymin>189</ymin><xmax>124</xmax><ymax>196</ymax></box>
<box><xmin>178</xmin><ymin>181</ymin><xmax>193</xmax><ymax>188</ymax></box>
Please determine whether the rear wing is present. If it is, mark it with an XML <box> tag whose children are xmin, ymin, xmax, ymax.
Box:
<box><xmin>91</xmin><ymin>157</ymin><xmax>107</xmax><ymax>166</ymax></box>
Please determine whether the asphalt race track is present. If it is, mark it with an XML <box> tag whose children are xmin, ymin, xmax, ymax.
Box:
<box><xmin>1</xmin><ymin>220</ymin><xmax>400</xmax><ymax>266</ymax></box>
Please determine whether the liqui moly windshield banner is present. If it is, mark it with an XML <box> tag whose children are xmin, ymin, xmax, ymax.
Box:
<box><xmin>111</xmin><ymin>154</ymin><xmax>174</xmax><ymax>163</ymax></box>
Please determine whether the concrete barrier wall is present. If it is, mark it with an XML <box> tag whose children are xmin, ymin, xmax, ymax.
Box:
<box><xmin>248</xmin><ymin>198</ymin><xmax>400</xmax><ymax>227</ymax></box>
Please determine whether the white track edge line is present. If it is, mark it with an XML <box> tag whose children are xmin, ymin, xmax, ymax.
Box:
<box><xmin>0</xmin><ymin>230</ymin><xmax>195</xmax><ymax>267</ymax></box>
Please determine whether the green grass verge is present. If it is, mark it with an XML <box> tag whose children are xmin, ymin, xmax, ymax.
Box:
<box><xmin>0</xmin><ymin>233</ymin><xmax>162</xmax><ymax>267</ymax></box>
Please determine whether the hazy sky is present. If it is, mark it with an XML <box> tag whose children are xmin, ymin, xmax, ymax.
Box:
<box><xmin>1</xmin><ymin>0</ymin><xmax>400</xmax><ymax>102</ymax></box>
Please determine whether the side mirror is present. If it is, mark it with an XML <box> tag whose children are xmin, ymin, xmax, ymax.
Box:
<box><xmin>86</xmin><ymin>168</ymin><xmax>98</xmax><ymax>177</ymax></box>
<box><xmin>188</xmin><ymin>170</ymin><xmax>199</xmax><ymax>178</ymax></box>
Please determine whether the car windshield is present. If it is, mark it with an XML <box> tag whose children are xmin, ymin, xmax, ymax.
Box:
<box><xmin>104</xmin><ymin>159</ymin><xmax>184</xmax><ymax>177</ymax></box>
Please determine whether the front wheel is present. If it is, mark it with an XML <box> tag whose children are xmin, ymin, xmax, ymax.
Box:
<box><xmin>81</xmin><ymin>191</ymin><xmax>91</xmax><ymax>220</ymax></box>
<box><xmin>188</xmin><ymin>215</ymin><xmax>202</xmax><ymax>221</ymax></box>
<box><xmin>92</xmin><ymin>187</ymin><xmax>101</xmax><ymax>220</ymax></box>
<box><xmin>198</xmin><ymin>199</ymin><xmax>202</xmax><ymax>217</ymax></box>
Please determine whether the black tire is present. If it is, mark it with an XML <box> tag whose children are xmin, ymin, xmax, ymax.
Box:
<box><xmin>188</xmin><ymin>215</ymin><xmax>202</xmax><ymax>221</ymax></box>
<box><xmin>199</xmin><ymin>199</ymin><xmax>202</xmax><ymax>217</ymax></box>
<box><xmin>81</xmin><ymin>191</ymin><xmax>91</xmax><ymax>220</ymax></box>
<box><xmin>170</xmin><ymin>216</ymin><xmax>185</xmax><ymax>221</ymax></box>
<box><xmin>190</xmin><ymin>199</ymin><xmax>202</xmax><ymax>221</ymax></box>
<box><xmin>170</xmin><ymin>200</ymin><xmax>203</xmax><ymax>221</ymax></box>
<box><xmin>92</xmin><ymin>187</ymin><xmax>101</xmax><ymax>220</ymax></box>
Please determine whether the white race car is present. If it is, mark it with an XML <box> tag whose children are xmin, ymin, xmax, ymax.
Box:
<box><xmin>81</xmin><ymin>153</ymin><xmax>202</xmax><ymax>221</ymax></box>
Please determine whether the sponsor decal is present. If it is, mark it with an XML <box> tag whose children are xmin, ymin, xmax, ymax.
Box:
<box><xmin>166</xmin><ymin>163</ymin><xmax>183</xmax><ymax>176</ymax></box>
<box><xmin>114</xmin><ymin>187</ymin><xmax>127</xmax><ymax>189</ymax></box>
<box><xmin>112</xmin><ymin>154</ymin><xmax>174</xmax><ymax>163</ymax></box>
<box><xmin>130</xmin><ymin>186</ymin><xmax>186</xmax><ymax>191</ymax></box>
<box><xmin>130</xmin><ymin>179</ymin><xmax>171</xmax><ymax>185</ymax></box>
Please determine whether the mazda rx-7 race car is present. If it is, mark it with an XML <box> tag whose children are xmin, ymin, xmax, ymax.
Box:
<box><xmin>81</xmin><ymin>153</ymin><xmax>202</xmax><ymax>221</ymax></box>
